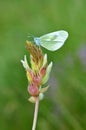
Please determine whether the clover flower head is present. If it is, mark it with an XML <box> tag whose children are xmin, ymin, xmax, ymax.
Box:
<box><xmin>21</xmin><ymin>40</ymin><xmax>53</xmax><ymax>103</ymax></box>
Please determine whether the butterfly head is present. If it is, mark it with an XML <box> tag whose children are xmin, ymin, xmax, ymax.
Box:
<box><xmin>34</xmin><ymin>37</ymin><xmax>40</xmax><ymax>46</ymax></box>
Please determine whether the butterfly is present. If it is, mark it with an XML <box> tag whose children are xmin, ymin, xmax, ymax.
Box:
<box><xmin>29</xmin><ymin>30</ymin><xmax>68</xmax><ymax>51</ymax></box>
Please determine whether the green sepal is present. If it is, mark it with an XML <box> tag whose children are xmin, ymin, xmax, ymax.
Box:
<box><xmin>28</xmin><ymin>96</ymin><xmax>36</xmax><ymax>103</ymax></box>
<box><xmin>39</xmin><ymin>93</ymin><xmax>44</xmax><ymax>101</ymax></box>
<box><xmin>42</xmin><ymin>54</ymin><xmax>47</xmax><ymax>67</ymax></box>
<box><xmin>21</xmin><ymin>55</ymin><xmax>30</xmax><ymax>71</ymax></box>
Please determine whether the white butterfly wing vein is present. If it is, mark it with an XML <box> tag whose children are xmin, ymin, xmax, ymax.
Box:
<box><xmin>39</xmin><ymin>30</ymin><xmax>68</xmax><ymax>51</ymax></box>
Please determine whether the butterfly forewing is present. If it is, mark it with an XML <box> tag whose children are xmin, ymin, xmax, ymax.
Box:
<box><xmin>39</xmin><ymin>30</ymin><xmax>68</xmax><ymax>51</ymax></box>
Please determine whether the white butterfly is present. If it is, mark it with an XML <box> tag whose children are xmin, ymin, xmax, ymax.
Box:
<box><xmin>34</xmin><ymin>30</ymin><xmax>68</xmax><ymax>51</ymax></box>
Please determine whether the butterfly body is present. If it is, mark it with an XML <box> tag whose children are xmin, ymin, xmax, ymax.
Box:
<box><xmin>33</xmin><ymin>30</ymin><xmax>68</xmax><ymax>51</ymax></box>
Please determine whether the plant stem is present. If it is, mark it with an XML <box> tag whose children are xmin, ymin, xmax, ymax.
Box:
<box><xmin>32</xmin><ymin>96</ymin><xmax>39</xmax><ymax>130</ymax></box>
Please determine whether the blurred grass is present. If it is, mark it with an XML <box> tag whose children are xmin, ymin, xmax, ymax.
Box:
<box><xmin>0</xmin><ymin>0</ymin><xmax>86</xmax><ymax>130</ymax></box>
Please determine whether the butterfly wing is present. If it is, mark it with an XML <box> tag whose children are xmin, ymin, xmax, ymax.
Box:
<box><xmin>39</xmin><ymin>30</ymin><xmax>68</xmax><ymax>51</ymax></box>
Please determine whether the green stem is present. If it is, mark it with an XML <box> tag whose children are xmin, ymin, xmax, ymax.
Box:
<box><xmin>32</xmin><ymin>96</ymin><xmax>39</xmax><ymax>130</ymax></box>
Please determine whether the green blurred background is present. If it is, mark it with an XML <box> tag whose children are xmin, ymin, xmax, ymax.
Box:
<box><xmin>0</xmin><ymin>0</ymin><xmax>86</xmax><ymax>130</ymax></box>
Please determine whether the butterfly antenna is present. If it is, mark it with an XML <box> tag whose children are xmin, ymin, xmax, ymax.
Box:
<box><xmin>27</xmin><ymin>33</ymin><xmax>35</xmax><ymax>42</ymax></box>
<box><xmin>28</xmin><ymin>33</ymin><xmax>34</xmax><ymax>38</ymax></box>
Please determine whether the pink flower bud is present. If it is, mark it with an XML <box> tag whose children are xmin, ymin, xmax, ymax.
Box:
<box><xmin>33</xmin><ymin>74</ymin><xmax>41</xmax><ymax>86</ymax></box>
<box><xmin>40</xmin><ymin>67</ymin><xmax>46</xmax><ymax>77</ymax></box>
<box><xmin>28</xmin><ymin>83</ymin><xmax>39</xmax><ymax>96</ymax></box>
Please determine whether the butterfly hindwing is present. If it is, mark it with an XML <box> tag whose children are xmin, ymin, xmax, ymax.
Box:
<box><xmin>39</xmin><ymin>30</ymin><xmax>68</xmax><ymax>51</ymax></box>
